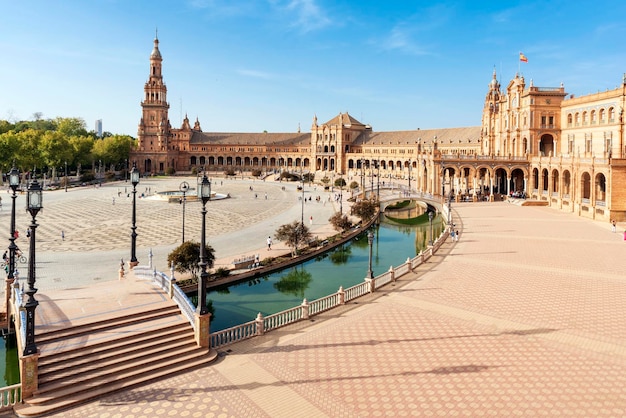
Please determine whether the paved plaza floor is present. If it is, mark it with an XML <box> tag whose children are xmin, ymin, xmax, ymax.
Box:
<box><xmin>4</xmin><ymin>180</ymin><xmax>626</xmax><ymax>417</ymax></box>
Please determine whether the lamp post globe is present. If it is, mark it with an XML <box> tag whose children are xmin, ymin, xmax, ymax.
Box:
<box><xmin>197</xmin><ymin>173</ymin><xmax>211</xmax><ymax>315</ymax></box>
<box><xmin>129</xmin><ymin>164</ymin><xmax>140</xmax><ymax>267</ymax></box>
<box><xmin>7</xmin><ymin>166</ymin><xmax>20</xmax><ymax>283</ymax></box>
<box><xmin>179</xmin><ymin>181</ymin><xmax>190</xmax><ymax>243</ymax></box>
<box><xmin>24</xmin><ymin>176</ymin><xmax>43</xmax><ymax>356</ymax></box>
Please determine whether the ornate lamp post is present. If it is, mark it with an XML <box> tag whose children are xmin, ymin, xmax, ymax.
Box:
<box><xmin>197</xmin><ymin>173</ymin><xmax>211</xmax><ymax>315</ymax></box>
<box><xmin>339</xmin><ymin>172</ymin><xmax>343</xmax><ymax>214</ymax></box>
<box><xmin>366</xmin><ymin>229</ymin><xmax>375</xmax><ymax>279</ymax></box>
<box><xmin>7</xmin><ymin>167</ymin><xmax>20</xmax><ymax>283</ymax></box>
<box><xmin>24</xmin><ymin>176</ymin><xmax>43</xmax><ymax>356</ymax></box>
<box><xmin>408</xmin><ymin>159</ymin><xmax>412</xmax><ymax>195</ymax></box>
<box><xmin>130</xmin><ymin>164</ymin><xmax>140</xmax><ymax>268</ymax></box>
<box><xmin>64</xmin><ymin>161</ymin><xmax>68</xmax><ymax>192</ymax></box>
<box><xmin>179</xmin><ymin>181</ymin><xmax>189</xmax><ymax>243</ymax></box>
<box><xmin>428</xmin><ymin>211</ymin><xmax>434</xmax><ymax>246</ymax></box>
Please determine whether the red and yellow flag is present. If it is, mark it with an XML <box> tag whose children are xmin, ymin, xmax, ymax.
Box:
<box><xmin>519</xmin><ymin>52</ymin><xmax>528</xmax><ymax>63</ymax></box>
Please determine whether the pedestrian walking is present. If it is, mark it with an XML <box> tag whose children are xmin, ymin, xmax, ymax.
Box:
<box><xmin>61</xmin><ymin>230</ymin><xmax>65</xmax><ymax>241</ymax></box>
<box><xmin>611</xmin><ymin>220</ymin><xmax>616</xmax><ymax>233</ymax></box>
<box><xmin>267</xmin><ymin>236</ymin><xmax>272</xmax><ymax>250</ymax></box>
<box><xmin>455</xmin><ymin>230</ymin><xmax>459</xmax><ymax>241</ymax></box>
<box><xmin>450</xmin><ymin>230</ymin><xmax>455</xmax><ymax>241</ymax></box>
<box><xmin>309</xmin><ymin>216</ymin><xmax>313</xmax><ymax>225</ymax></box>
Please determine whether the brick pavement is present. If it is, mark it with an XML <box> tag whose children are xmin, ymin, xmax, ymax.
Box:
<box><xmin>24</xmin><ymin>200</ymin><xmax>626</xmax><ymax>417</ymax></box>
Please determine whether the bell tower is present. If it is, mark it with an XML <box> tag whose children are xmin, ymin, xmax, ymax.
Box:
<box><xmin>137</xmin><ymin>35</ymin><xmax>170</xmax><ymax>154</ymax></box>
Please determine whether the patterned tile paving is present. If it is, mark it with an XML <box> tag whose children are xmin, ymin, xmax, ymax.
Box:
<box><xmin>12</xmin><ymin>198</ymin><xmax>626</xmax><ymax>417</ymax></box>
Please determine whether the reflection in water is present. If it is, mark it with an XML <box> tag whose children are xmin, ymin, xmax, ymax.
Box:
<box><xmin>274</xmin><ymin>266</ymin><xmax>313</xmax><ymax>298</ymax></box>
<box><xmin>205</xmin><ymin>215</ymin><xmax>445</xmax><ymax>332</ymax></box>
<box><xmin>329</xmin><ymin>244</ymin><xmax>352</xmax><ymax>265</ymax></box>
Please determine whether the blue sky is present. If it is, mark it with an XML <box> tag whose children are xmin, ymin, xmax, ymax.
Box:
<box><xmin>2</xmin><ymin>1</ymin><xmax>626</xmax><ymax>136</ymax></box>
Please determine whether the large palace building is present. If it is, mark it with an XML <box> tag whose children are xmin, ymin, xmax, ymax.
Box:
<box><xmin>131</xmin><ymin>37</ymin><xmax>626</xmax><ymax>221</ymax></box>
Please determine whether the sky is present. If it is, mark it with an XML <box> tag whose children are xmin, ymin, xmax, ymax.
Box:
<box><xmin>2</xmin><ymin>0</ymin><xmax>626</xmax><ymax>137</ymax></box>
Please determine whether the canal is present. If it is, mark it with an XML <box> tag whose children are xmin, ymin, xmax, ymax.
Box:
<box><xmin>201</xmin><ymin>213</ymin><xmax>444</xmax><ymax>332</ymax></box>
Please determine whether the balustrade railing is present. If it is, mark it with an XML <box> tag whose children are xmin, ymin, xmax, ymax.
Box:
<box><xmin>0</xmin><ymin>384</ymin><xmax>21</xmax><ymax>410</ymax></box>
<box><xmin>210</xmin><ymin>227</ymin><xmax>449</xmax><ymax>349</ymax></box>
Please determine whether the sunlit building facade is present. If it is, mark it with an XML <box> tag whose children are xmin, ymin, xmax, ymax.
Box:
<box><xmin>131</xmin><ymin>37</ymin><xmax>626</xmax><ymax>221</ymax></box>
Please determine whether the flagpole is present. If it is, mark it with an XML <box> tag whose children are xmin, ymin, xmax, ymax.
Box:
<box><xmin>518</xmin><ymin>51</ymin><xmax>521</xmax><ymax>75</ymax></box>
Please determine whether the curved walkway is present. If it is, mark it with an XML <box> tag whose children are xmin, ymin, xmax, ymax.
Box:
<box><xmin>29</xmin><ymin>199</ymin><xmax>626</xmax><ymax>417</ymax></box>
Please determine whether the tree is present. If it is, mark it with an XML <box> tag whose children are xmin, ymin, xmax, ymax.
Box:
<box><xmin>351</xmin><ymin>199</ymin><xmax>378</xmax><ymax>224</ymax></box>
<box><xmin>334</xmin><ymin>177</ymin><xmax>346</xmax><ymax>188</ymax></box>
<box><xmin>167</xmin><ymin>241</ymin><xmax>215</xmax><ymax>278</ymax></box>
<box><xmin>275</xmin><ymin>221</ymin><xmax>312</xmax><ymax>256</ymax></box>
<box><xmin>349</xmin><ymin>181</ymin><xmax>359</xmax><ymax>196</ymax></box>
<box><xmin>329</xmin><ymin>212</ymin><xmax>352</xmax><ymax>232</ymax></box>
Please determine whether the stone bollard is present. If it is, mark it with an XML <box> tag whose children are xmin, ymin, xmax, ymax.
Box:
<box><xmin>255</xmin><ymin>312</ymin><xmax>265</xmax><ymax>336</ymax></box>
<box><xmin>119</xmin><ymin>258</ymin><xmax>125</xmax><ymax>280</ymax></box>
<box><xmin>389</xmin><ymin>266</ymin><xmax>395</xmax><ymax>282</ymax></box>
<box><xmin>338</xmin><ymin>286</ymin><xmax>345</xmax><ymax>305</ymax></box>
<box><xmin>301</xmin><ymin>298</ymin><xmax>310</xmax><ymax>320</ymax></box>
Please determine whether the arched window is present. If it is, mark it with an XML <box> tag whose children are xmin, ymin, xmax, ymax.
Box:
<box><xmin>567</xmin><ymin>113</ymin><xmax>573</xmax><ymax>126</ymax></box>
<box><xmin>590</xmin><ymin>110</ymin><xmax>596</xmax><ymax>124</ymax></box>
<box><xmin>609</xmin><ymin>107</ymin><xmax>615</xmax><ymax>122</ymax></box>
<box><xmin>599</xmin><ymin>108</ymin><xmax>606</xmax><ymax>123</ymax></box>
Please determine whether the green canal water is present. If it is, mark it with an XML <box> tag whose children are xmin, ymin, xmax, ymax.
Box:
<box><xmin>202</xmin><ymin>214</ymin><xmax>444</xmax><ymax>332</ymax></box>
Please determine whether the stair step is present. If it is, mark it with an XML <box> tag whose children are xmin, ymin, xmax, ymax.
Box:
<box><xmin>37</xmin><ymin>305</ymin><xmax>181</xmax><ymax>343</ymax></box>
<box><xmin>14</xmin><ymin>349</ymin><xmax>217</xmax><ymax>417</ymax></box>
<box><xmin>36</xmin><ymin>342</ymin><xmax>202</xmax><ymax>394</ymax></box>
<box><xmin>39</xmin><ymin>320</ymin><xmax>189</xmax><ymax>362</ymax></box>
<box><xmin>29</xmin><ymin>347</ymin><xmax>209</xmax><ymax>404</ymax></box>
<box><xmin>39</xmin><ymin>330</ymin><xmax>195</xmax><ymax>383</ymax></box>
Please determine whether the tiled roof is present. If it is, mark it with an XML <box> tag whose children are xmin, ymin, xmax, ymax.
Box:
<box><xmin>190</xmin><ymin>131</ymin><xmax>310</xmax><ymax>146</ymax></box>
<box><xmin>353</xmin><ymin>126</ymin><xmax>482</xmax><ymax>146</ymax></box>
<box><xmin>322</xmin><ymin>112</ymin><xmax>366</xmax><ymax>127</ymax></box>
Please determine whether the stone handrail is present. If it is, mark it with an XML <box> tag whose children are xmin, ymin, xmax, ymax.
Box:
<box><xmin>0</xmin><ymin>384</ymin><xmax>21</xmax><ymax>411</ymax></box>
<box><xmin>133</xmin><ymin>267</ymin><xmax>197</xmax><ymax>330</ymax></box>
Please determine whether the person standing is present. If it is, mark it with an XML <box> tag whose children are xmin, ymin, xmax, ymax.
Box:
<box><xmin>267</xmin><ymin>236</ymin><xmax>272</xmax><ymax>250</ymax></box>
<box><xmin>455</xmin><ymin>230</ymin><xmax>459</xmax><ymax>241</ymax></box>
<box><xmin>611</xmin><ymin>220</ymin><xmax>617</xmax><ymax>233</ymax></box>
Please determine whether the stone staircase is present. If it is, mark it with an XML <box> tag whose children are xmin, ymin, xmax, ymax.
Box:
<box><xmin>14</xmin><ymin>304</ymin><xmax>216</xmax><ymax>417</ymax></box>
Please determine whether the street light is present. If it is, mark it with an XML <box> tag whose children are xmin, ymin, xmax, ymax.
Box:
<box><xmin>408</xmin><ymin>159</ymin><xmax>412</xmax><ymax>195</ymax></box>
<box><xmin>339</xmin><ymin>172</ymin><xmax>343</xmax><ymax>214</ymax></box>
<box><xmin>197</xmin><ymin>173</ymin><xmax>211</xmax><ymax>315</ymax></box>
<box><xmin>366</xmin><ymin>229</ymin><xmax>374</xmax><ymax>279</ymax></box>
<box><xmin>179</xmin><ymin>181</ymin><xmax>189</xmax><ymax>243</ymax></box>
<box><xmin>130</xmin><ymin>164</ymin><xmax>140</xmax><ymax>267</ymax></box>
<box><xmin>64</xmin><ymin>161</ymin><xmax>68</xmax><ymax>192</ymax></box>
<box><xmin>7</xmin><ymin>167</ymin><xmax>20</xmax><ymax>285</ymax></box>
<box><xmin>24</xmin><ymin>175</ymin><xmax>43</xmax><ymax>356</ymax></box>
<box><xmin>428</xmin><ymin>210</ymin><xmax>434</xmax><ymax>246</ymax></box>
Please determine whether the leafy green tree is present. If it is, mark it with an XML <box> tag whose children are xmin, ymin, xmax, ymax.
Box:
<box><xmin>14</xmin><ymin>129</ymin><xmax>43</xmax><ymax>170</ymax></box>
<box><xmin>275</xmin><ymin>221</ymin><xmax>312</xmax><ymax>256</ymax></box>
<box><xmin>40</xmin><ymin>131</ymin><xmax>73</xmax><ymax>169</ymax></box>
<box><xmin>55</xmin><ymin>117</ymin><xmax>89</xmax><ymax>137</ymax></box>
<box><xmin>167</xmin><ymin>241</ymin><xmax>215</xmax><ymax>278</ymax></box>
<box><xmin>69</xmin><ymin>135</ymin><xmax>95</xmax><ymax>167</ymax></box>
<box><xmin>329</xmin><ymin>212</ymin><xmax>352</xmax><ymax>232</ymax></box>
<box><xmin>92</xmin><ymin>134</ymin><xmax>135</xmax><ymax>167</ymax></box>
<box><xmin>351</xmin><ymin>199</ymin><xmax>378</xmax><ymax>224</ymax></box>
<box><xmin>334</xmin><ymin>177</ymin><xmax>346</xmax><ymax>188</ymax></box>
<box><xmin>349</xmin><ymin>181</ymin><xmax>359</xmax><ymax>196</ymax></box>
